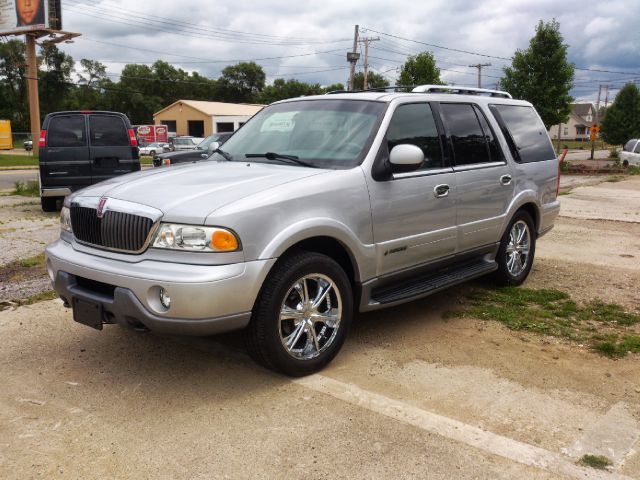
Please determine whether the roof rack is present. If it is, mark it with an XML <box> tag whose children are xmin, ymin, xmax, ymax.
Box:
<box><xmin>324</xmin><ymin>84</ymin><xmax>512</xmax><ymax>98</ymax></box>
<box><xmin>411</xmin><ymin>85</ymin><xmax>512</xmax><ymax>98</ymax></box>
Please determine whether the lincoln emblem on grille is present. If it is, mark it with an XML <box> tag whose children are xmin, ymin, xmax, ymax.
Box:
<box><xmin>97</xmin><ymin>197</ymin><xmax>108</xmax><ymax>218</ymax></box>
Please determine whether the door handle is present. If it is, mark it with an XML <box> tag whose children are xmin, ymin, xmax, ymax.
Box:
<box><xmin>433</xmin><ymin>184</ymin><xmax>450</xmax><ymax>198</ymax></box>
<box><xmin>500</xmin><ymin>174</ymin><xmax>512</xmax><ymax>185</ymax></box>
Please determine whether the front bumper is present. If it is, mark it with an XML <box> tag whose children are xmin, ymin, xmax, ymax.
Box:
<box><xmin>46</xmin><ymin>239</ymin><xmax>277</xmax><ymax>336</ymax></box>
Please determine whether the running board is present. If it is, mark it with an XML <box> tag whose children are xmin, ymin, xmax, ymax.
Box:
<box><xmin>370</xmin><ymin>260</ymin><xmax>498</xmax><ymax>305</ymax></box>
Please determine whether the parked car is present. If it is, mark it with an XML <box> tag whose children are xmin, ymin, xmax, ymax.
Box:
<box><xmin>139</xmin><ymin>142</ymin><xmax>170</xmax><ymax>156</ymax></box>
<box><xmin>46</xmin><ymin>86</ymin><xmax>560</xmax><ymax>376</ymax></box>
<box><xmin>153</xmin><ymin>132</ymin><xmax>232</xmax><ymax>167</ymax></box>
<box><xmin>620</xmin><ymin>139</ymin><xmax>640</xmax><ymax>167</ymax></box>
<box><xmin>169</xmin><ymin>136</ymin><xmax>204</xmax><ymax>152</ymax></box>
<box><xmin>24</xmin><ymin>140</ymin><xmax>33</xmax><ymax>151</ymax></box>
<box><xmin>38</xmin><ymin>111</ymin><xmax>140</xmax><ymax>212</ymax></box>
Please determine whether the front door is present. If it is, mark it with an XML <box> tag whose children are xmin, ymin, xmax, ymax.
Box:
<box><xmin>368</xmin><ymin>102</ymin><xmax>457</xmax><ymax>277</ymax></box>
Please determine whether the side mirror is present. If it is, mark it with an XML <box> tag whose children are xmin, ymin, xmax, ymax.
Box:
<box><xmin>389</xmin><ymin>144</ymin><xmax>424</xmax><ymax>167</ymax></box>
<box><xmin>207</xmin><ymin>141</ymin><xmax>220</xmax><ymax>156</ymax></box>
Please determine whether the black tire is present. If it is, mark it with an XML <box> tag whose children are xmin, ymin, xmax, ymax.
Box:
<box><xmin>41</xmin><ymin>196</ymin><xmax>59</xmax><ymax>212</ymax></box>
<box><xmin>492</xmin><ymin>211</ymin><xmax>536</xmax><ymax>286</ymax></box>
<box><xmin>622</xmin><ymin>160</ymin><xmax>629</xmax><ymax>168</ymax></box>
<box><xmin>149</xmin><ymin>150</ymin><xmax>156</xmax><ymax>156</ymax></box>
<box><xmin>245</xmin><ymin>251</ymin><xmax>353</xmax><ymax>376</ymax></box>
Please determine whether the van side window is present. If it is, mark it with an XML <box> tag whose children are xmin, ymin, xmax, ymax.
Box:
<box><xmin>48</xmin><ymin>115</ymin><xmax>86</xmax><ymax>147</ymax></box>
<box><xmin>439</xmin><ymin>103</ymin><xmax>491</xmax><ymax>166</ymax></box>
<box><xmin>489</xmin><ymin>104</ymin><xmax>556</xmax><ymax>163</ymax></box>
<box><xmin>386</xmin><ymin>103</ymin><xmax>443</xmax><ymax>170</ymax></box>
<box><xmin>90</xmin><ymin>115</ymin><xmax>129</xmax><ymax>147</ymax></box>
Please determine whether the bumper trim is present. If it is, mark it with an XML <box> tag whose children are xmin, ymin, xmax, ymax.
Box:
<box><xmin>41</xmin><ymin>187</ymin><xmax>72</xmax><ymax>197</ymax></box>
<box><xmin>54</xmin><ymin>271</ymin><xmax>252</xmax><ymax>336</ymax></box>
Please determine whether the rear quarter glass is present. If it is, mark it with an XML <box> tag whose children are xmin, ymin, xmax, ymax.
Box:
<box><xmin>489</xmin><ymin>104</ymin><xmax>555</xmax><ymax>163</ymax></box>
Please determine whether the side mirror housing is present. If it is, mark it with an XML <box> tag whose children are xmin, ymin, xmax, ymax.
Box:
<box><xmin>207</xmin><ymin>141</ymin><xmax>220</xmax><ymax>156</ymax></box>
<box><xmin>389</xmin><ymin>144</ymin><xmax>424</xmax><ymax>168</ymax></box>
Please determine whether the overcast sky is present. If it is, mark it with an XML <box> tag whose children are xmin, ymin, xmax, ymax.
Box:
<box><xmin>57</xmin><ymin>0</ymin><xmax>640</xmax><ymax>103</ymax></box>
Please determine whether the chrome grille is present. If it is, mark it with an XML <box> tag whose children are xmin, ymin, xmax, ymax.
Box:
<box><xmin>70</xmin><ymin>206</ymin><xmax>154</xmax><ymax>253</ymax></box>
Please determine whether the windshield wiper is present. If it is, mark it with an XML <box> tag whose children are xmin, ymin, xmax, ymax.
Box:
<box><xmin>245</xmin><ymin>152</ymin><xmax>315</xmax><ymax>168</ymax></box>
<box><xmin>212</xmin><ymin>147</ymin><xmax>233</xmax><ymax>161</ymax></box>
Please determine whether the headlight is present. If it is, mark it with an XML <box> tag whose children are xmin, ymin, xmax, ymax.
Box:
<box><xmin>60</xmin><ymin>206</ymin><xmax>72</xmax><ymax>233</ymax></box>
<box><xmin>152</xmin><ymin>224</ymin><xmax>240</xmax><ymax>252</ymax></box>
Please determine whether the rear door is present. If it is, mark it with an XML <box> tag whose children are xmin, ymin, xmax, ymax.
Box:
<box><xmin>439</xmin><ymin>103</ymin><xmax>514</xmax><ymax>252</ymax></box>
<box><xmin>40</xmin><ymin>114</ymin><xmax>90</xmax><ymax>189</ymax></box>
<box><xmin>89</xmin><ymin>114</ymin><xmax>136</xmax><ymax>184</ymax></box>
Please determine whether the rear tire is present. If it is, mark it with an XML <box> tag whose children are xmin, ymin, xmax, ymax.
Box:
<box><xmin>492</xmin><ymin>211</ymin><xmax>536</xmax><ymax>286</ymax></box>
<box><xmin>622</xmin><ymin>160</ymin><xmax>629</xmax><ymax>168</ymax></box>
<box><xmin>40</xmin><ymin>196</ymin><xmax>59</xmax><ymax>212</ymax></box>
<box><xmin>245</xmin><ymin>251</ymin><xmax>353</xmax><ymax>377</ymax></box>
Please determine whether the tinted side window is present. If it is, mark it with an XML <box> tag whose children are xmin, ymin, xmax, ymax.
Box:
<box><xmin>48</xmin><ymin>115</ymin><xmax>86</xmax><ymax>147</ymax></box>
<box><xmin>89</xmin><ymin>115</ymin><xmax>129</xmax><ymax>147</ymax></box>
<box><xmin>440</xmin><ymin>103</ymin><xmax>491</xmax><ymax>166</ymax></box>
<box><xmin>623</xmin><ymin>140</ymin><xmax>635</xmax><ymax>152</ymax></box>
<box><xmin>474</xmin><ymin>105</ymin><xmax>503</xmax><ymax>163</ymax></box>
<box><xmin>386</xmin><ymin>103</ymin><xmax>443</xmax><ymax>170</ymax></box>
<box><xmin>489</xmin><ymin>105</ymin><xmax>555</xmax><ymax>163</ymax></box>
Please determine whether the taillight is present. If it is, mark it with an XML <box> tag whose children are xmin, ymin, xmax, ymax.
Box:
<box><xmin>128</xmin><ymin>129</ymin><xmax>138</xmax><ymax>147</ymax></box>
<box><xmin>38</xmin><ymin>130</ymin><xmax>47</xmax><ymax>148</ymax></box>
<box><xmin>163</xmin><ymin>158</ymin><xmax>171</xmax><ymax>166</ymax></box>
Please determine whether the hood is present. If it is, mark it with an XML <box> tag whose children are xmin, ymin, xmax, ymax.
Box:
<box><xmin>72</xmin><ymin>161</ymin><xmax>329</xmax><ymax>224</ymax></box>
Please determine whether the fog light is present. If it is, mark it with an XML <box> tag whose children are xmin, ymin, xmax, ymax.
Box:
<box><xmin>159</xmin><ymin>288</ymin><xmax>171</xmax><ymax>309</ymax></box>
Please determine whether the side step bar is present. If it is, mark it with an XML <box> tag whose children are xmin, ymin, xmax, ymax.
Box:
<box><xmin>370</xmin><ymin>260</ymin><xmax>498</xmax><ymax>305</ymax></box>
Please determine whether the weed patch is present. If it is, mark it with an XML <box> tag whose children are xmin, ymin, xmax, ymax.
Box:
<box><xmin>447</xmin><ymin>287</ymin><xmax>640</xmax><ymax>358</ymax></box>
<box><xmin>13</xmin><ymin>180</ymin><xmax>39</xmax><ymax>197</ymax></box>
<box><xmin>578</xmin><ymin>454</ymin><xmax>612</xmax><ymax>470</ymax></box>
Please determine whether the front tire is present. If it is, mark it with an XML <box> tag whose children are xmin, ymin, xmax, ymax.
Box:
<box><xmin>493</xmin><ymin>211</ymin><xmax>536</xmax><ymax>286</ymax></box>
<box><xmin>245</xmin><ymin>251</ymin><xmax>353</xmax><ymax>376</ymax></box>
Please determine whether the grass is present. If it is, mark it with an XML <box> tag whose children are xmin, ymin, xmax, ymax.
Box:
<box><xmin>19</xmin><ymin>290</ymin><xmax>58</xmax><ymax>306</ymax></box>
<box><xmin>13</xmin><ymin>180</ymin><xmax>40</xmax><ymax>197</ymax></box>
<box><xmin>446</xmin><ymin>287</ymin><xmax>640</xmax><ymax>358</ymax></box>
<box><xmin>0</xmin><ymin>154</ymin><xmax>38</xmax><ymax>167</ymax></box>
<box><xmin>18</xmin><ymin>252</ymin><xmax>45</xmax><ymax>269</ymax></box>
<box><xmin>578</xmin><ymin>454</ymin><xmax>612</xmax><ymax>470</ymax></box>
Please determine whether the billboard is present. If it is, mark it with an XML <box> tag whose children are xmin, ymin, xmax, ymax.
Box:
<box><xmin>0</xmin><ymin>0</ymin><xmax>62</xmax><ymax>35</ymax></box>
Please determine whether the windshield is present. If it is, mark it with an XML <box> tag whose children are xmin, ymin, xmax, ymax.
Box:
<box><xmin>211</xmin><ymin>99</ymin><xmax>386</xmax><ymax>168</ymax></box>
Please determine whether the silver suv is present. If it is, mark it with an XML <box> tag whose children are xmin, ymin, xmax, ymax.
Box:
<box><xmin>45</xmin><ymin>86</ymin><xmax>560</xmax><ymax>376</ymax></box>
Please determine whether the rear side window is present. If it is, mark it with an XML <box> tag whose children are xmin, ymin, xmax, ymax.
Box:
<box><xmin>489</xmin><ymin>105</ymin><xmax>555</xmax><ymax>163</ymax></box>
<box><xmin>89</xmin><ymin>115</ymin><xmax>129</xmax><ymax>147</ymax></box>
<box><xmin>635</xmin><ymin>143</ymin><xmax>640</xmax><ymax>154</ymax></box>
<box><xmin>386</xmin><ymin>103</ymin><xmax>443</xmax><ymax>170</ymax></box>
<box><xmin>623</xmin><ymin>140</ymin><xmax>636</xmax><ymax>152</ymax></box>
<box><xmin>47</xmin><ymin>115</ymin><xmax>86</xmax><ymax>147</ymax></box>
<box><xmin>439</xmin><ymin>103</ymin><xmax>491</xmax><ymax>166</ymax></box>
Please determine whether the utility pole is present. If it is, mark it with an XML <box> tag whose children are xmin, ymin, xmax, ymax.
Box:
<box><xmin>590</xmin><ymin>85</ymin><xmax>602</xmax><ymax>160</ymax></box>
<box><xmin>347</xmin><ymin>25</ymin><xmax>360</xmax><ymax>91</ymax></box>
<box><xmin>360</xmin><ymin>36</ymin><xmax>380</xmax><ymax>90</ymax></box>
<box><xmin>25</xmin><ymin>34</ymin><xmax>41</xmax><ymax>157</ymax></box>
<box><xmin>604</xmin><ymin>85</ymin><xmax>610</xmax><ymax>109</ymax></box>
<box><xmin>468</xmin><ymin>63</ymin><xmax>491</xmax><ymax>88</ymax></box>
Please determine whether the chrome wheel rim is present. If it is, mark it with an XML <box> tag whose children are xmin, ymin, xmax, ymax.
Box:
<box><xmin>279</xmin><ymin>274</ymin><xmax>342</xmax><ymax>360</ymax></box>
<box><xmin>506</xmin><ymin>220</ymin><xmax>530</xmax><ymax>277</ymax></box>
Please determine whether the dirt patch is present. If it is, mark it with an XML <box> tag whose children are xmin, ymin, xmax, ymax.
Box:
<box><xmin>0</xmin><ymin>252</ymin><xmax>53</xmax><ymax>308</ymax></box>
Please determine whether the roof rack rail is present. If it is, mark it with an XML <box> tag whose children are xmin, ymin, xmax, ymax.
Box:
<box><xmin>411</xmin><ymin>85</ymin><xmax>512</xmax><ymax>98</ymax></box>
<box><xmin>324</xmin><ymin>86</ymin><xmax>416</xmax><ymax>95</ymax></box>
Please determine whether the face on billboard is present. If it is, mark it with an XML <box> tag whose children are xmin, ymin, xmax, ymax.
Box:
<box><xmin>15</xmin><ymin>0</ymin><xmax>44</xmax><ymax>26</ymax></box>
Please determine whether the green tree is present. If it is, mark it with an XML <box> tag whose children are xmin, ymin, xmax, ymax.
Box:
<box><xmin>74</xmin><ymin>59</ymin><xmax>109</xmax><ymax>109</ymax></box>
<box><xmin>0</xmin><ymin>40</ymin><xmax>28</xmax><ymax>131</ymax></box>
<box><xmin>259</xmin><ymin>78</ymin><xmax>323</xmax><ymax>104</ymax></box>
<box><xmin>600</xmin><ymin>83</ymin><xmax>640</xmax><ymax>145</ymax></box>
<box><xmin>322</xmin><ymin>83</ymin><xmax>345</xmax><ymax>93</ymax></box>
<box><xmin>398</xmin><ymin>51</ymin><xmax>442</xmax><ymax>86</ymax></box>
<box><xmin>353</xmin><ymin>71</ymin><xmax>389</xmax><ymax>90</ymax></box>
<box><xmin>500</xmin><ymin>19</ymin><xmax>574</xmax><ymax>129</ymax></box>
<box><xmin>38</xmin><ymin>45</ymin><xmax>75</xmax><ymax>114</ymax></box>
<box><xmin>217</xmin><ymin>62</ymin><xmax>266</xmax><ymax>102</ymax></box>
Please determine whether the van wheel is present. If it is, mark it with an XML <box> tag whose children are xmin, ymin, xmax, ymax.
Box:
<box><xmin>493</xmin><ymin>211</ymin><xmax>536</xmax><ymax>286</ymax></box>
<box><xmin>245</xmin><ymin>251</ymin><xmax>353</xmax><ymax>377</ymax></box>
<box><xmin>41</xmin><ymin>196</ymin><xmax>59</xmax><ymax>212</ymax></box>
